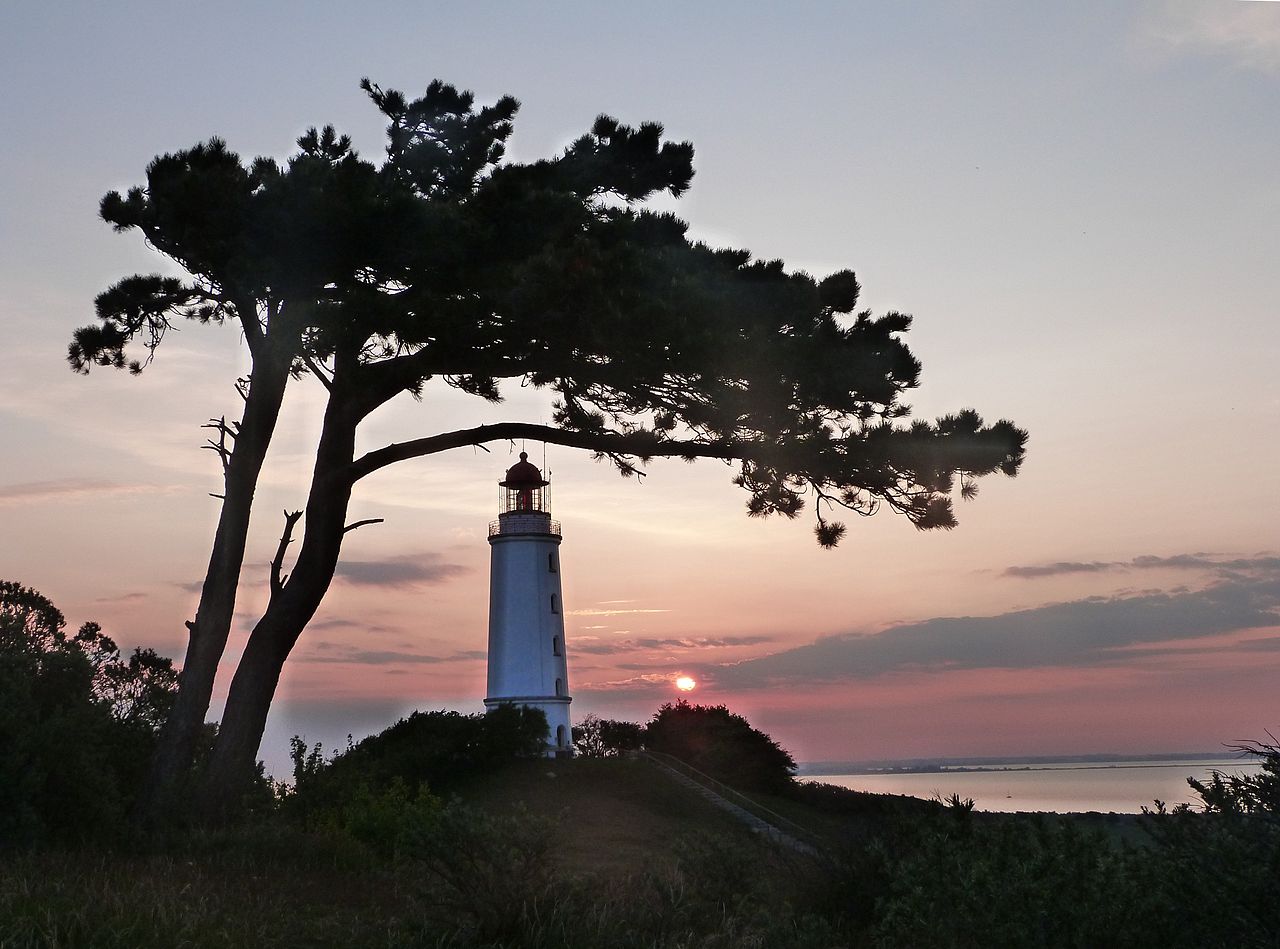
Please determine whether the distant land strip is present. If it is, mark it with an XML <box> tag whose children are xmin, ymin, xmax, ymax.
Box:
<box><xmin>798</xmin><ymin>751</ymin><xmax>1249</xmax><ymax>776</ymax></box>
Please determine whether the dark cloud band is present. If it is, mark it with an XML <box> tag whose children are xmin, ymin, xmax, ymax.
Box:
<box><xmin>1003</xmin><ymin>553</ymin><xmax>1280</xmax><ymax>579</ymax></box>
<box><xmin>719</xmin><ymin>568</ymin><xmax>1280</xmax><ymax>687</ymax></box>
<box><xmin>334</xmin><ymin>554</ymin><xmax>470</xmax><ymax>588</ymax></box>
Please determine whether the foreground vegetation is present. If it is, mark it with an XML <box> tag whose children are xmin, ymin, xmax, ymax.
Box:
<box><xmin>3</xmin><ymin>753</ymin><xmax>1279</xmax><ymax>948</ymax></box>
<box><xmin>4</xmin><ymin>582</ymin><xmax>1279</xmax><ymax>946</ymax></box>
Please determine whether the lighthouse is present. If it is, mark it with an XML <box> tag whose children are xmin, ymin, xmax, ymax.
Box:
<box><xmin>485</xmin><ymin>452</ymin><xmax>572</xmax><ymax>755</ymax></box>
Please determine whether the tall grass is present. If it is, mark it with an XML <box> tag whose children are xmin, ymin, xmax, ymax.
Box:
<box><xmin>0</xmin><ymin>846</ymin><xmax>430</xmax><ymax>949</ymax></box>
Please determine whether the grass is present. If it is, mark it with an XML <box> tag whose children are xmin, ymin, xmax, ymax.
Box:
<box><xmin>0</xmin><ymin>849</ymin><xmax>424</xmax><ymax>948</ymax></box>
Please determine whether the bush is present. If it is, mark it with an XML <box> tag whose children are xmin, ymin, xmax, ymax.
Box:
<box><xmin>645</xmin><ymin>700</ymin><xmax>796</xmax><ymax>794</ymax></box>
<box><xmin>572</xmin><ymin>714</ymin><xmax>645</xmax><ymax>757</ymax></box>
<box><xmin>0</xmin><ymin>581</ymin><xmax>176</xmax><ymax>845</ymax></box>
<box><xmin>306</xmin><ymin>778</ymin><xmax>442</xmax><ymax>860</ymax></box>
<box><xmin>1188</xmin><ymin>736</ymin><xmax>1280</xmax><ymax>815</ymax></box>
<box><xmin>281</xmin><ymin>705</ymin><xmax>549</xmax><ymax>837</ymax></box>
<box><xmin>405</xmin><ymin>801</ymin><xmax>558</xmax><ymax>943</ymax></box>
<box><xmin>1129</xmin><ymin>741</ymin><xmax>1280</xmax><ymax>947</ymax></box>
<box><xmin>328</xmin><ymin>705</ymin><xmax>547</xmax><ymax>792</ymax></box>
<box><xmin>860</xmin><ymin>813</ymin><xmax>1146</xmax><ymax>948</ymax></box>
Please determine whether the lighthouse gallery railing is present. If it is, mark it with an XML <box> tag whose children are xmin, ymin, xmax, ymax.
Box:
<box><xmin>489</xmin><ymin>517</ymin><xmax>561</xmax><ymax>537</ymax></box>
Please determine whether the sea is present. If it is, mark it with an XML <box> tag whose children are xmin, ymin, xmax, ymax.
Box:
<box><xmin>798</xmin><ymin>755</ymin><xmax>1266</xmax><ymax>814</ymax></box>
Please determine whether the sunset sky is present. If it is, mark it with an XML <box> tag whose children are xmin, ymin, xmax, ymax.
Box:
<box><xmin>3</xmin><ymin>1</ymin><xmax>1278</xmax><ymax>777</ymax></box>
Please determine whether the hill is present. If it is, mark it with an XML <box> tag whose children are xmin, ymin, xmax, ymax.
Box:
<box><xmin>456</xmin><ymin>756</ymin><xmax>761</xmax><ymax>875</ymax></box>
<box><xmin>454</xmin><ymin>754</ymin><xmax>949</xmax><ymax>873</ymax></box>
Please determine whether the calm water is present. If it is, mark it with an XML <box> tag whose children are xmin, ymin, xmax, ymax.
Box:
<box><xmin>806</xmin><ymin>758</ymin><xmax>1264</xmax><ymax>813</ymax></box>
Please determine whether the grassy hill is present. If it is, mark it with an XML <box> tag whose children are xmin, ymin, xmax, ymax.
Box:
<box><xmin>457</xmin><ymin>756</ymin><xmax>760</xmax><ymax>875</ymax></box>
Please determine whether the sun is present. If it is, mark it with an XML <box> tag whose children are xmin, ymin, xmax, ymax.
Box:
<box><xmin>675</xmin><ymin>675</ymin><xmax>697</xmax><ymax>692</ymax></box>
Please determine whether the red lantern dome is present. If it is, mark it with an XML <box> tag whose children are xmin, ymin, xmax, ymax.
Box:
<box><xmin>500</xmin><ymin>451</ymin><xmax>549</xmax><ymax>490</ymax></box>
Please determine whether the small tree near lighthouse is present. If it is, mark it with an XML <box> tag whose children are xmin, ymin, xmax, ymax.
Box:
<box><xmin>485</xmin><ymin>453</ymin><xmax>572</xmax><ymax>755</ymax></box>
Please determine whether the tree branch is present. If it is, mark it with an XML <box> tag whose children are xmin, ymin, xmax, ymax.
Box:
<box><xmin>232</xmin><ymin>293</ymin><xmax>264</xmax><ymax>357</ymax></box>
<box><xmin>354</xmin><ymin>346</ymin><xmax>527</xmax><ymax>416</ymax></box>
<box><xmin>270</xmin><ymin>509</ymin><xmax>304</xmax><ymax>596</ymax></box>
<box><xmin>349</xmin><ymin>423</ymin><xmax>736</xmax><ymax>484</ymax></box>
<box><xmin>343</xmin><ymin>517</ymin><xmax>384</xmax><ymax>534</ymax></box>
<box><xmin>200</xmin><ymin>416</ymin><xmax>237</xmax><ymax>476</ymax></box>
<box><xmin>301</xmin><ymin>354</ymin><xmax>333</xmax><ymax>391</ymax></box>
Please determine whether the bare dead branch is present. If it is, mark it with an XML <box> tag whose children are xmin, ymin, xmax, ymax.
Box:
<box><xmin>200</xmin><ymin>416</ymin><xmax>236</xmax><ymax>475</ymax></box>
<box><xmin>270</xmin><ymin>509</ymin><xmax>304</xmax><ymax>596</ymax></box>
<box><xmin>343</xmin><ymin>517</ymin><xmax>385</xmax><ymax>534</ymax></box>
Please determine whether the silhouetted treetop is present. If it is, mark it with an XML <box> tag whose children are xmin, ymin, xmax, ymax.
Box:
<box><xmin>71</xmin><ymin>77</ymin><xmax>1024</xmax><ymax>543</ymax></box>
<box><xmin>646</xmin><ymin>700</ymin><xmax>797</xmax><ymax>795</ymax></box>
<box><xmin>0</xmin><ymin>581</ymin><xmax>178</xmax><ymax>843</ymax></box>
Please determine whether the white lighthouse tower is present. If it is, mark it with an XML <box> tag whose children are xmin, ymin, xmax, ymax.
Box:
<box><xmin>484</xmin><ymin>452</ymin><xmax>572</xmax><ymax>755</ymax></box>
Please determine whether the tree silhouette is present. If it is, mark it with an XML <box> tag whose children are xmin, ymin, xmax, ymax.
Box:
<box><xmin>572</xmin><ymin>714</ymin><xmax>645</xmax><ymax>757</ymax></box>
<box><xmin>646</xmin><ymin>700</ymin><xmax>797</xmax><ymax>795</ymax></box>
<box><xmin>74</xmin><ymin>78</ymin><xmax>1027</xmax><ymax>817</ymax></box>
<box><xmin>0</xmin><ymin>581</ymin><xmax>178</xmax><ymax>841</ymax></box>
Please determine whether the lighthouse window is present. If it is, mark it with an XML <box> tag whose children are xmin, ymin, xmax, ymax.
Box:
<box><xmin>548</xmin><ymin>553</ymin><xmax>557</xmax><ymax>573</ymax></box>
<box><xmin>555</xmin><ymin>678</ymin><xmax>564</xmax><ymax>696</ymax></box>
<box><xmin>556</xmin><ymin>725</ymin><xmax>567</xmax><ymax>747</ymax></box>
<box><xmin>550</xmin><ymin>594</ymin><xmax>559</xmax><ymax>614</ymax></box>
<box><xmin>552</xmin><ymin>636</ymin><xmax>562</xmax><ymax>657</ymax></box>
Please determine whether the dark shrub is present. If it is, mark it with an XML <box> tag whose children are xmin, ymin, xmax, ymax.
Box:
<box><xmin>0</xmin><ymin>581</ymin><xmax>176</xmax><ymax>845</ymax></box>
<box><xmin>282</xmin><ymin>704</ymin><xmax>549</xmax><ymax>833</ymax></box>
<box><xmin>572</xmin><ymin>714</ymin><xmax>645</xmax><ymax>757</ymax></box>
<box><xmin>645</xmin><ymin>700</ymin><xmax>796</xmax><ymax>794</ymax></box>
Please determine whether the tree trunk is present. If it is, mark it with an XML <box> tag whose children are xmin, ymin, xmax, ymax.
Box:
<box><xmin>198</xmin><ymin>394</ymin><xmax>360</xmax><ymax>816</ymax></box>
<box><xmin>135</xmin><ymin>345</ymin><xmax>292</xmax><ymax>825</ymax></box>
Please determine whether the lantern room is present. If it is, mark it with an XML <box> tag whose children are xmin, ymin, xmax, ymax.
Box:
<box><xmin>499</xmin><ymin>451</ymin><xmax>550</xmax><ymax>515</ymax></box>
<box><xmin>490</xmin><ymin>451</ymin><xmax>561</xmax><ymax>539</ymax></box>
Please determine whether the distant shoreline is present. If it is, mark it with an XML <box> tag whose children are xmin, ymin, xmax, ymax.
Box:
<box><xmin>798</xmin><ymin>751</ymin><xmax>1253</xmax><ymax>777</ymax></box>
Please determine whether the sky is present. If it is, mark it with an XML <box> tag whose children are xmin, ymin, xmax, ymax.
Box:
<box><xmin>2</xmin><ymin>0</ymin><xmax>1278</xmax><ymax>777</ymax></box>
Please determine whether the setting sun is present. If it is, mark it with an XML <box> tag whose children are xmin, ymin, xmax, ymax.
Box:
<box><xmin>675</xmin><ymin>675</ymin><xmax>697</xmax><ymax>692</ymax></box>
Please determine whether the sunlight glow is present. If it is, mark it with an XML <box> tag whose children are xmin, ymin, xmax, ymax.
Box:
<box><xmin>675</xmin><ymin>675</ymin><xmax>697</xmax><ymax>692</ymax></box>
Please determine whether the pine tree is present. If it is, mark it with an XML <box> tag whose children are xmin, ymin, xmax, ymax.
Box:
<box><xmin>74</xmin><ymin>79</ymin><xmax>1027</xmax><ymax>818</ymax></box>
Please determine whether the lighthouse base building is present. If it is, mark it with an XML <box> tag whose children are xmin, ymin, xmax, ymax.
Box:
<box><xmin>484</xmin><ymin>453</ymin><xmax>572</xmax><ymax>756</ymax></box>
